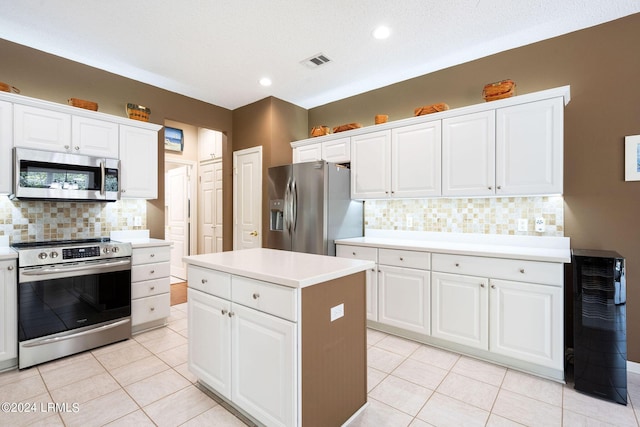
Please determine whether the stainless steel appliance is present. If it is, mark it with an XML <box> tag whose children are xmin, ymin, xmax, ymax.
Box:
<box><xmin>13</xmin><ymin>238</ymin><xmax>132</xmax><ymax>369</ymax></box>
<box><xmin>12</xmin><ymin>147</ymin><xmax>120</xmax><ymax>201</ymax></box>
<box><xmin>267</xmin><ymin>161</ymin><xmax>363</xmax><ymax>256</ymax></box>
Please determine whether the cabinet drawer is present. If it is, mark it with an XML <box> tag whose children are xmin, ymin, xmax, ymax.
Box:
<box><xmin>132</xmin><ymin>246</ymin><xmax>171</xmax><ymax>265</ymax></box>
<box><xmin>431</xmin><ymin>253</ymin><xmax>563</xmax><ymax>286</ymax></box>
<box><xmin>379</xmin><ymin>248</ymin><xmax>430</xmax><ymax>270</ymax></box>
<box><xmin>131</xmin><ymin>277</ymin><xmax>170</xmax><ymax>299</ymax></box>
<box><xmin>188</xmin><ymin>265</ymin><xmax>231</xmax><ymax>300</ymax></box>
<box><xmin>336</xmin><ymin>245</ymin><xmax>378</xmax><ymax>262</ymax></box>
<box><xmin>132</xmin><ymin>262</ymin><xmax>170</xmax><ymax>282</ymax></box>
<box><xmin>232</xmin><ymin>276</ymin><xmax>297</xmax><ymax>322</ymax></box>
<box><xmin>132</xmin><ymin>293</ymin><xmax>170</xmax><ymax>326</ymax></box>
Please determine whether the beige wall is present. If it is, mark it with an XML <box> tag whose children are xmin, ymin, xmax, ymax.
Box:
<box><xmin>0</xmin><ymin>38</ymin><xmax>233</xmax><ymax>241</ymax></box>
<box><xmin>309</xmin><ymin>13</ymin><xmax>640</xmax><ymax>362</ymax></box>
<box><xmin>232</xmin><ymin>97</ymin><xmax>308</xmax><ymax>247</ymax></box>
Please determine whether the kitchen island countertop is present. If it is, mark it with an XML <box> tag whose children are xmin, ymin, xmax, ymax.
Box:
<box><xmin>183</xmin><ymin>247</ymin><xmax>374</xmax><ymax>288</ymax></box>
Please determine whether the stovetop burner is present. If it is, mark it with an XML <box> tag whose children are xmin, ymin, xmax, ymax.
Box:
<box><xmin>12</xmin><ymin>237</ymin><xmax>113</xmax><ymax>250</ymax></box>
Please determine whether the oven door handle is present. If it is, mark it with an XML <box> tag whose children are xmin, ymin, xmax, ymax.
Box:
<box><xmin>21</xmin><ymin>319</ymin><xmax>131</xmax><ymax>348</ymax></box>
<box><xmin>21</xmin><ymin>259</ymin><xmax>131</xmax><ymax>276</ymax></box>
<box><xmin>100</xmin><ymin>161</ymin><xmax>106</xmax><ymax>196</ymax></box>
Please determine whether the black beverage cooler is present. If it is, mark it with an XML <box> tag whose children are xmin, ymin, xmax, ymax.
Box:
<box><xmin>572</xmin><ymin>249</ymin><xmax>627</xmax><ymax>405</ymax></box>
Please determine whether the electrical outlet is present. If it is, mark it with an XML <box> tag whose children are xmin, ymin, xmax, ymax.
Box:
<box><xmin>406</xmin><ymin>214</ymin><xmax>413</xmax><ymax>228</ymax></box>
<box><xmin>517</xmin><ymin>219</ymin><xmax>528</xmax><ymax>232</ymax></box>
<box><xmin>134</xmin><ymin>216</ymin><xmax>143</xmax><ymax>226</ymax></box>
<box><xmin>330</xmin><ymin>303</ymin><xmax>344</xmax><ymax>322</ymax></box>
<box><xmin>535</xmin><ymin>217</ymin><xmax>545</xmax><ymax>232</ymax></box>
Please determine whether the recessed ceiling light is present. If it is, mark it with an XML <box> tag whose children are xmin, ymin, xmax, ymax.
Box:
<box><xmin>259</xmin><ymin>77</ymin><xmax>272</xmax><ymax>87</ymax></box>
<box><xmin>373</xmin><ymin>26</ymin><xmax>391</xmax><ymax>40</ymax></box>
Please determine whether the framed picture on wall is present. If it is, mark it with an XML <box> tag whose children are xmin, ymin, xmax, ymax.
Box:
<box><xmin>624</xmin><ymin>135</ymin><xmax>640</xmax><ymax>181</ymax></box>
<box><xmin>164</xmin><ymin>126</ymin><xmax>184</xmax><ymax>152</ymax></box>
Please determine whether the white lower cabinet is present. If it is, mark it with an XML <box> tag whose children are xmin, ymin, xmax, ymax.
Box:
<box><xmin>335</xmin><ymin>245</ymin><xmax>378</xmax><ymax>321</ymax></box>
<box><xmin>188</xmin><ymin>267</ymin><xmax>296</xmax><ymax>427</ymax></box>
<box><xmin>432</xmin><ymin>272</ymin><xmax>488</xmax><ymax>349</ymax></box>
<box><xmin>489</xmin><ymin>279</ymin><xmax>563</xmax><ymax>368</ymax></box>
<box><xmin>0</xmin><ymin>101</ymin><xmax>13</xmax><ymax>194</ymax></box>
<box><xmin>0</xmin><ymin>260</ymin><xmax>17</xmax><ymax>370</ymax></box>
<box><xmin>131</xmin><ymin>244</ymin><xmax>171</xmax><ymax>333</ymax></box>
<box><xmin>378</xmin><ymin>265</ymin><xmax>430</xmax><ymax>335</ymax></box>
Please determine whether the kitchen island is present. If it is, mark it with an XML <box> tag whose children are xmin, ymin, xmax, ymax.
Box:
<box><xmin>183</xmin><ymin>248</ymin><xmax>375</xmax><ymax>427</ymax></box>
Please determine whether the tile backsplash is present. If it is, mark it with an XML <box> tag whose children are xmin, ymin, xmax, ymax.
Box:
<box><xmin>0</xmin><ymin>197</ymin><xmax>147</xmax><ymax>243</ymax></box>
<box><xmin>365</xmin><ymin>196</ymin><xmax>564</xmax><ymax>236</ymax></box>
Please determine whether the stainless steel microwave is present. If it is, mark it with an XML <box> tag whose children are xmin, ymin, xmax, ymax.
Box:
<box><xmin>12</xmin><ymin>148</ymin><xmax>120</xmax><ymax>201</ymax></box>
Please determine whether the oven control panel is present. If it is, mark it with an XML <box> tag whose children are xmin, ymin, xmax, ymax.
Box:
<box><xmin>63</xmin><ymin>246</ymin><xmax>101</xmax><ymax>259</ymax></box>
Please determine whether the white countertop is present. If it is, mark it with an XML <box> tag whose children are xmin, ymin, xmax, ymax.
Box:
<box><xmin>0</xmin><ymin>236</ymin><xmax>17</xmax><ymax>260</ymax></box>
<box><xmin>110</xmin><ymin>230</ymin><xmax>172</xmax><ymax>248</ymax></box>
<box><xmin>336</xmin><ymin>230</ymin><xmax>571</xmax><ymax>263</ymax></box>
<box><xmin>183</xmin><ymin>248</ymin><xmax>375</xmax><ymax>288</ymax></box>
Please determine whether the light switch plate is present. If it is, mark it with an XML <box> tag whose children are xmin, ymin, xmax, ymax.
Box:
<box><xmin>330</xmin><ymin>303</ymin><xmax>344</xmax><ymax>322</ymax></box>
<box><xmin>535</xmin><ymin>217</ymin><xmax>545</xmax><ymax>232</ymax></box>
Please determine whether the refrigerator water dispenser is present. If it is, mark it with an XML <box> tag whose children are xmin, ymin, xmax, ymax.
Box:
<box><xmin>270</xmin><ymin>199</ymin><xmax>284</xmax><ymax>231</ymax></box>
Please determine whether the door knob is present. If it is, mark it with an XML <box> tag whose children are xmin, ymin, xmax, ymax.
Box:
<box><xmin>250</xmin><ymin>230</ymin><xmax>258</xmax><ymax>236</ymax></box>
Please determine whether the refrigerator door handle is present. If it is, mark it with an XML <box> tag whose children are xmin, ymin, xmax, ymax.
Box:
<box><xmin>284</xmin><ymin>179</ymin><xmax>291</xmax><ymax>234</ymax></box>
<box><xmin>291</xmin><ymin>179</ymin><xmax>298</xmax><ymax>232</ymax></box>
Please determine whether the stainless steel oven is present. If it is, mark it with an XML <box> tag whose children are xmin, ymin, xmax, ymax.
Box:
<box><xmin>13</xmin><ymin>238</ymin><xmax>132</xmax><ymax>369</ymax></box>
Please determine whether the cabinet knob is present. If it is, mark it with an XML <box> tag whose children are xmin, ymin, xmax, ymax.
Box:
<box><xmin>201</xmin><ymin>279</ymin><xmax>208</xmax><ymax>284</ymax></box>
<box><xmin>252</xmin><ymin>292</ymin><xmax>260</xmax><ymax>300</ymax></box>
<box><xmin>519</xmin><ymin>268</ymin><xmax>525</xmax><ymax>274</ymax></box>
<box><xmin>352</xmin><ymin>252</ymin><xmax>356</xmax><ymax>256</ymax></box>
<box><xmin>370</xmin><ymin>268</ymin><xmax>376</xmax><ymax>272</ymax></box>
<box><xmin>455</xmin><ymin>263</ymin><xmax>460</xmax><ymax>267</ymax></box>
<box><xmin>7</xmin><ymin>265</ymin><xmax>13</xmax><ymax>271</ymax></box>
<box><xmin>150</xmin><ymin>270</ymin><xmax>155</xmax><ymax>274</ymax></box>
<box><xmin>491</xmin><ymin>284</ymin><xmax>496</xmax><ymax>289</ymax></box>
<box><xmin>150</xmin><ymin>307</ymin><xmax>155</xmax><ymax>311</ymax></box>
<box><xmin>497</xmin><ymin>186</ymin><xmax>502</xmax><ymax>190</ymax></box>
<box><xmin>228</xmin><ymin>311</ymin><xmax>235</xmax><ymax>317</ymax></box>
<box><xmin>488</xmin><ymin>186</ymin><xmax>492</xmax><ymax>190</ymax></box>
<box><xmin>150</xmin><ymin>286</ymin><xmax>155</xmax><ymax>291</ymax></box>
<box><xmin>221</xmin><ymin>309</ymin><xmax>228</xmax><ymax>315</ymax></box>
<box><xmin>74</xmin><ymin>146</ymin><xmax>80</xmax><ymax>151</ymax></box>
<box><xmin>121</xmin><ymin>189</ymin><xmax>126</xmax><ymax>193</ymax></box>
<box><xmin>399</xmin><ymin>257</ymin><xmax>404</xmax><ymax>261</ymax></box>
<box><xmin>64</xmin><ymin>145</ymin><xmax>70</xmax><ymax>149</ymax></box>
<box><xmin>480</xmin><ymin>283</ymin><xmax>485</xmax><ymax>288</ymax></box>
<box><xmin>150</xmin><ymin>253</ymin><xmax>155</xmax><ymax>257</ymax></box>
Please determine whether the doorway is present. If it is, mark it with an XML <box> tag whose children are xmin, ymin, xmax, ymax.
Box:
<box><xmin>233</xmin><ymin>146</ymin><xmax>262</xmax><ymax>250</ymax></box>
<box><xmin>165</xmin><ymin>161</ymin><xmax>196</xmax><ymax>280</ymax></box>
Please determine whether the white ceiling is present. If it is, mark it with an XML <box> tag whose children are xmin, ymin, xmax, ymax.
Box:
<box><xmin>1</xmin><ymin>1</ymin><xmax>639</xmax><ymax>110</ymax></box>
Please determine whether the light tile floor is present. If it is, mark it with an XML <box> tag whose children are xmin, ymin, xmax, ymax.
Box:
<box><xmin>1</xmin><ymin>303</ymin><xmax>638</xmax><ymax>426</ymax></box>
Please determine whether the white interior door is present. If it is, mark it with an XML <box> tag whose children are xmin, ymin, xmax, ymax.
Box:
<box><xmin>233</xmin><ymin>146</ymin><xmax>262</xmax><ymax>250</ymax></box>
<box><xmin>166</xmin><ymin>166</ymin><xmax>189</xmax><ymax>279</ymax></box>
<box><xmin>199</xmin><ymin>160</ymin><xmax>223</xmax><ymax>254</ymax></box>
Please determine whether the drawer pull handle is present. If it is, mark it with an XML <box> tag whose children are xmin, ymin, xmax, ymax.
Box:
<box><xmin>455</xmin><ymin>263</ymin><xmax>460</xmax><ymax>267</ymax></box>
<box><xmin>150</xmin><ymin>270</ymin><xmax>155</xmax><ymax>274</ymax></box>
<box><xmin>252</xmin><ymin>293</ymin><xmax>260</xmax><ymax>300</ymax></box>
<box><xmin>399</xmin><ymin>257</ymin><xmax>404</xmax><ymax>261</ymax></box>
<box><xmin>150</xmin><ymin>254</ymin><xmax>155</xmax><ymax>257</ymax></box>
<box><xmin>228</xmin><ymin>311</ymin><xmax>235</xmax><ymax>317</ymax></box>
<box><xmin>519</xmin><ymin>268</ymin><xmax>525</xmax><ymax>274</ymax></box>
<box><xmin>201</xmin><ymin>279</ymin><xmax>207</xmax><ymax>284</ymax></box>
<box><xmin>150</xmin><ymin>286</ymin><xmax>155</xmax><ymax>291</ymax></box>
<box><xmin>221</xmin><ymin>309</ymin><xmax>228</xmax><ymax>315</ymax></box>
<box><xmin>150</xmin><ymin>307</ymin><xmax>155</xmax><ymax>311</ymax></box>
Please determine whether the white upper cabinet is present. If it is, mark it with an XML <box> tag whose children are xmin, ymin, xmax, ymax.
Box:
<box><xmin>322</xmin><ymin>137</ymin><xmax>350</xmax><ymax>163</ymax></box>
<box><xmin>198</xmin><ymin>128</ymin><xmax>223</xmax><ymax>161</ymax></box>
<box><xmin>14</xmin><ymin>104</ymin><xmax>71</xmax><ymax>151</ymax></box>
<box><xmin>72</xmin><ymin>116</ymin><xmax>119</xmax><ymax>158</ymax></box>
<box><xmin>392</xmin><ymin>121</ymin><xmax>442</xmax><ymax>198</ymax></box>
<box><xmin>351</xmin><ymin>130</ymin><xmax>391</xmax><ymax>199</ymax></box>
<box><xmin>0</xmin><ymin>101</ymin><xmax>12</xmax><ymax>194</ymax></box>
<box><xmin>496</xmin><ymin>97</ymin><xmax>564</xmax><ymax>195</ymax></box>
<box><xmin>119</xmin><ymin>125</ymin><xmax>158</xmax><ymax>199</ymax></box>
<box><xmin>293</xmin><ymin>142</ymin><xmax>322</xmax><ymax>163</ymax></box>
<box><xmin>442</xmin><ymin>110</ymin><xmax>496</xmax><ymax>197</ymax></box>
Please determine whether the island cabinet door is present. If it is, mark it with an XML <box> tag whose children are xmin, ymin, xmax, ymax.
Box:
<box><xmin>187</xmin><ymin>288</ymin><xmax>231</xmax><ymax>399</ymax></box>
<box><xmin>231</xmin><ymin>303</ymin><xmax>296</xmax><ymax>427</ymax></box>
<box><xmin>378</xmin><ymin>266</ymin><xmax>430</xmax><ymax>336</ymax></box>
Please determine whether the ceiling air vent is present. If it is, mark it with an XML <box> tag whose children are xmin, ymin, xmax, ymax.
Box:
<box><xmin>301</xmin><ymin>53</ymin><xmax>332</xmax><ymax>69</ymax></box>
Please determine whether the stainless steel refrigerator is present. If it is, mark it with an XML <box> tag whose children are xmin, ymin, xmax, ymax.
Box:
<box><xmin>267</xmin><ymin>161</ymin><xmax>363</xmax><ymax>256</ymax></box>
